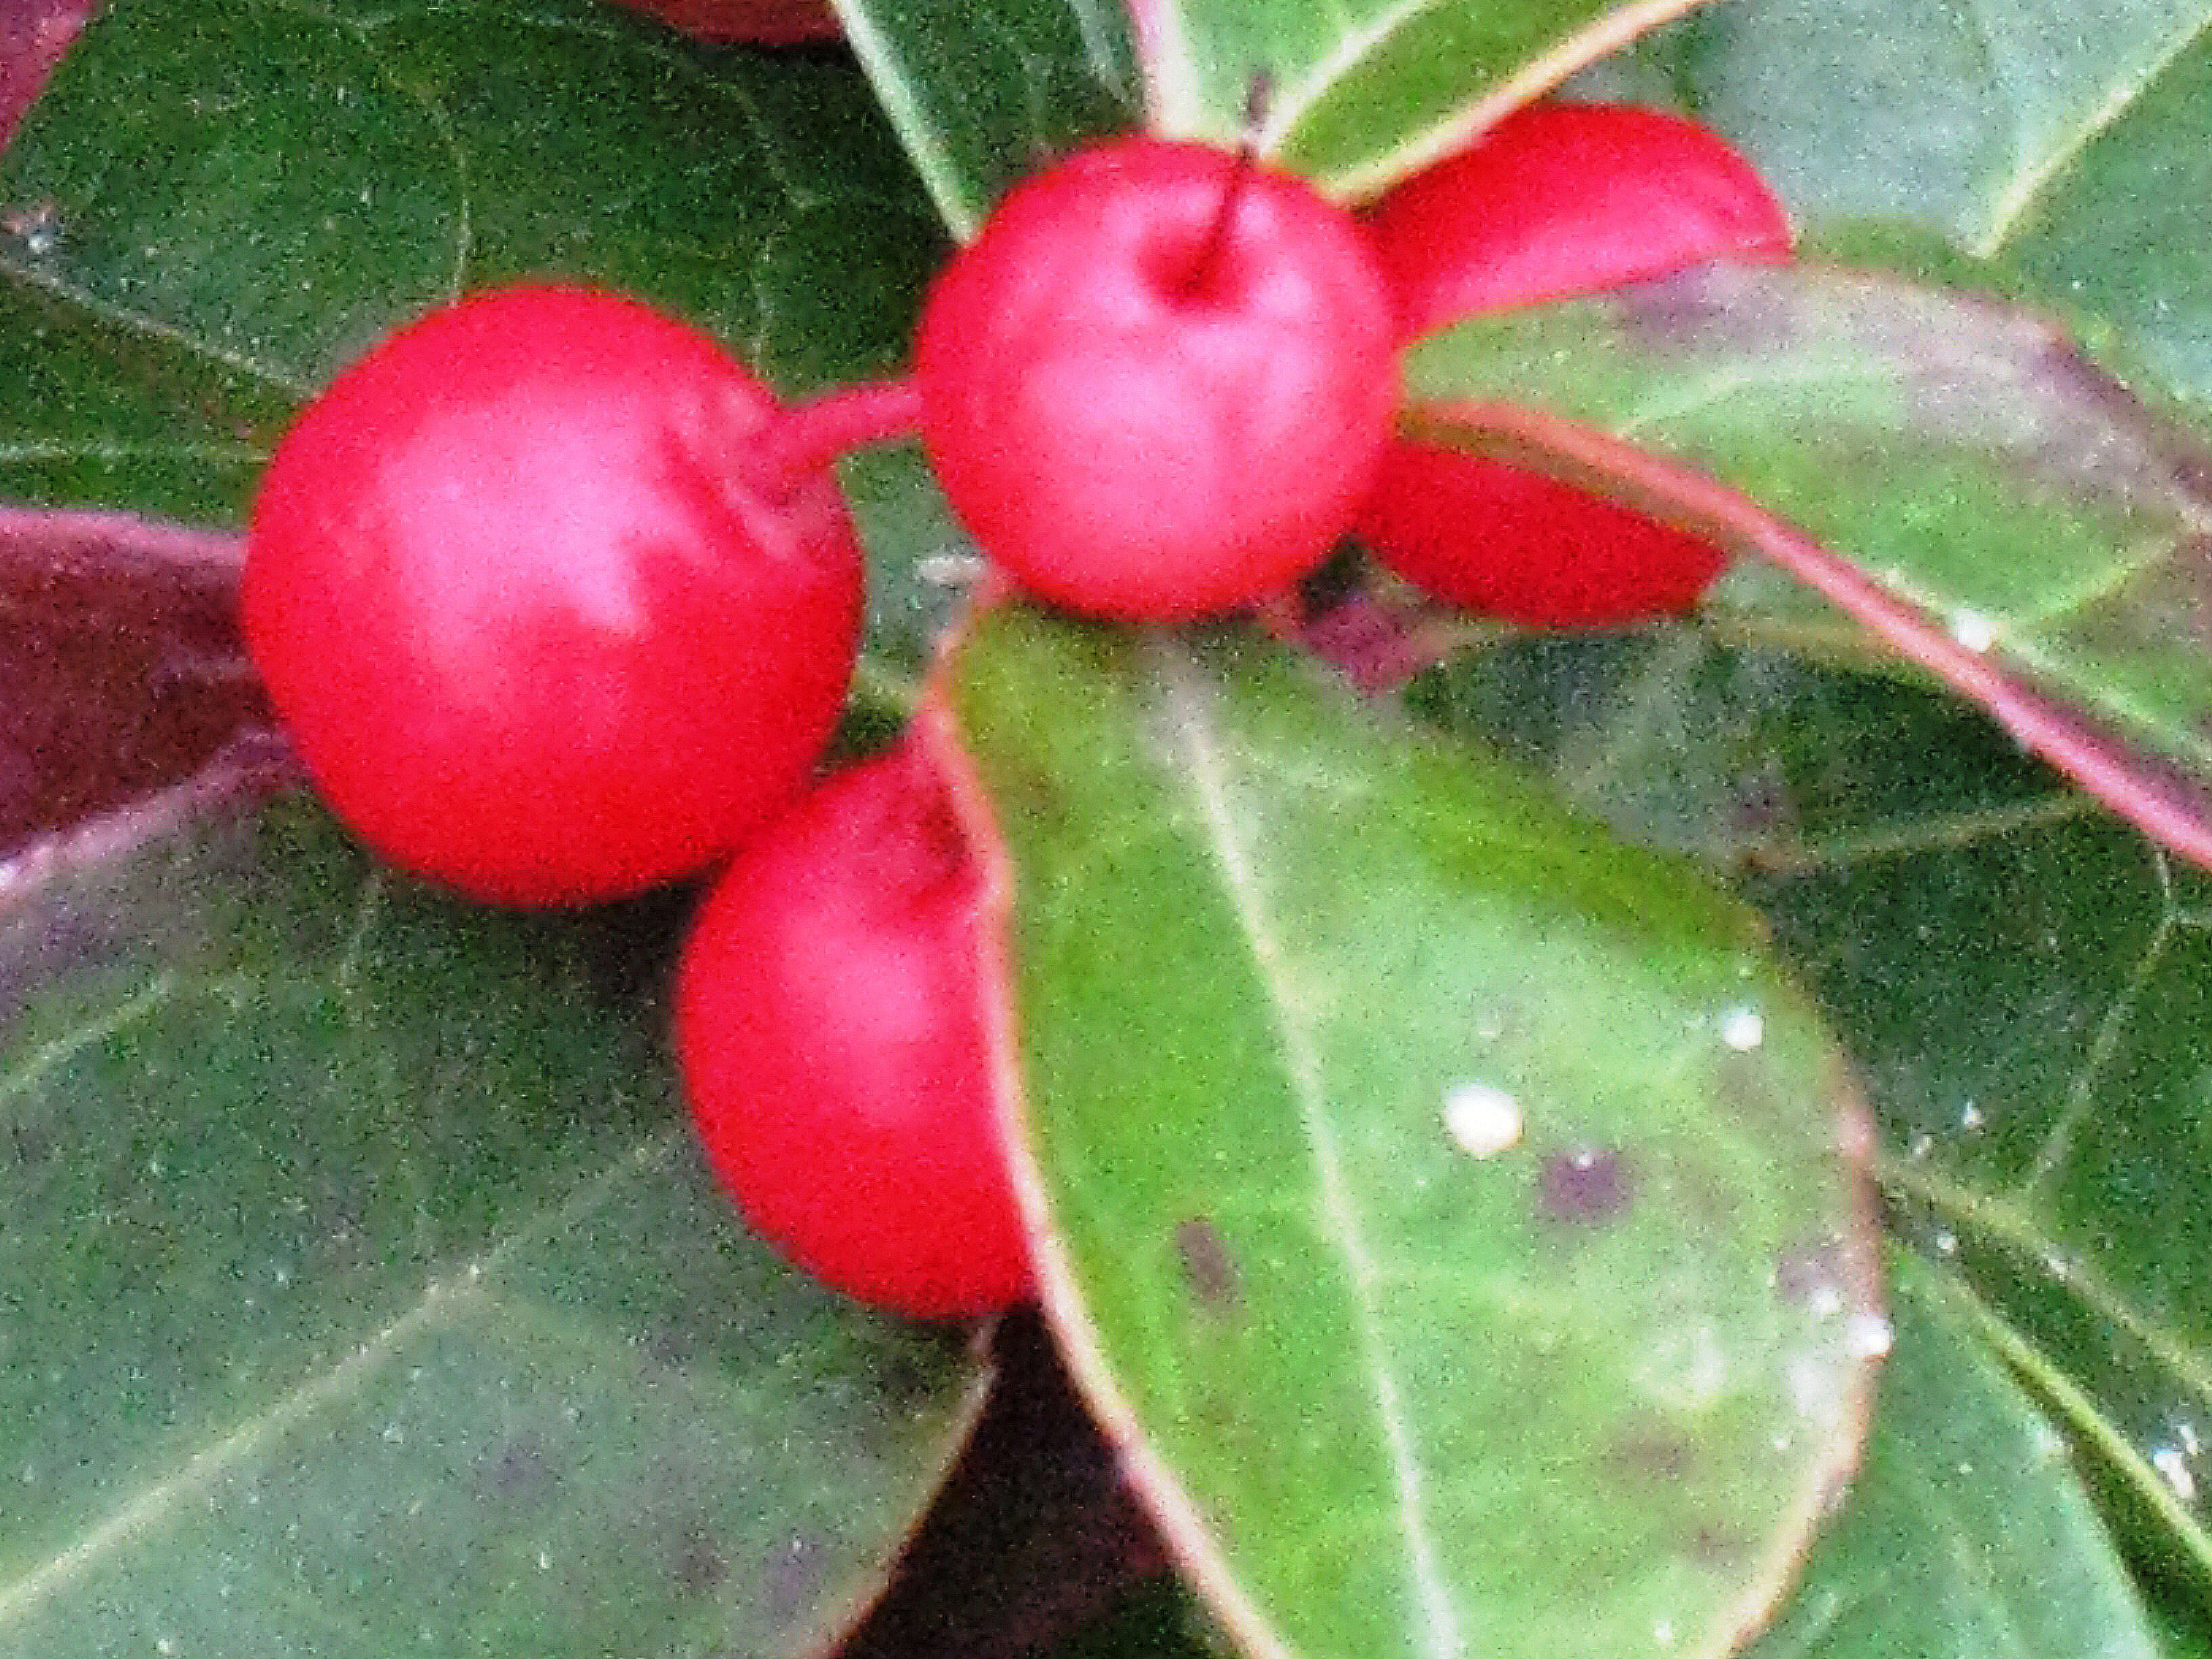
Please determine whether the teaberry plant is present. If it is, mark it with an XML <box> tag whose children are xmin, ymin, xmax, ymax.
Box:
<box><xmin>3</xmin><ymin>3</ymin><xmax>2211</xmax><ymax>1659</ymax></box>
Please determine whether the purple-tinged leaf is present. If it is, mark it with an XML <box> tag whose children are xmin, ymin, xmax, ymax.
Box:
<box><xmin>1397</xmin><ymin>262</ymin><xmax>2212</xmax><ymax>870</ymax></box>
<box><xmin>0</xmin><ymin>505</ymin><xmax>272</xmax><ymax>855</ymax></box>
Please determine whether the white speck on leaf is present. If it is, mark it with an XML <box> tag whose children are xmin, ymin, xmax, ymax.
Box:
<box><xmin>1950</xmin><ymin>609</ymin><xmax>1998</xmax><ymax>651</ymax></box>
<box><xmin>2154</xmin><ymin>1445</ymin><xmax>2197</xmax><ymax>1502</ymax></box>
<box><xmin>1443</xmin><ymin>1082</ymin><xmax>1522</xmax><ymax>1158</ymax></box>
<box><xmin>1846</xmin><ymin>1313</ymin><xmax>1893</xmax><ymax>1358</ymax></box>
<box><xmin>1719</xmin><ymin>1006</ymin><xmax>1764</xmax><ymax>1050</ymax></box>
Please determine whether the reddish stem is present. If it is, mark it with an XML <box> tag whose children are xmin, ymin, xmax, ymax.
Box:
<box><xmin>753</xmin><ymin>375</ymin><xmax>922</xmax><ymax>499</ymax></box>
<box><xmin>1175</xmin><ymin>143</ymin><xmax>1257</xmax><ymax>299</ymax></box>
<box><xmin>1174</xmin><ymin>73</ymin><xmax>1273</xmax><ymax>300</ymax></box>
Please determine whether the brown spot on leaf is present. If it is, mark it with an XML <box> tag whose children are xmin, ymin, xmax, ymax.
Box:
<box><xmin>1606</xmin><ymin>1429</ymin><xmax>1696</xmax><ymax>1484</ymax></box>
<box><xmin>1729</xmin><ymin>758</ymin><xmax>1797</xmax><ymax>839</ymax></box>
<box><xmin>764</xmin><ymin>1532</ymin><xmax>826</xmax><ymax>1626</ymax></box>
<box><xmin>475</xmin><ymin>1436</ymin><xmax>561</xmax><ymax>1504</ymax></box>
<box><xmin>670</xmin><ymin>1527</ymin><xmax>726</xmax><ymax>1595</ymax></box>
<box><xmin>1536</xmin><ymin>1147</ymin><xmax>1635</xmax><ymax>1227</ymax></box>
<box><xmin>1174</xmin><ymin>1217</ymin><xmax>1242</xmax><ymax>1313</ymax></box>
<box><xmin>1690</xmin><ymin>1522</ymin><xmax>1755</xmax><ymax>1565</ymax></box>
<box><xmin>7</xmin><ymin>1114</ymin><xmax>55</xmax><ymax>1168</ymax></box>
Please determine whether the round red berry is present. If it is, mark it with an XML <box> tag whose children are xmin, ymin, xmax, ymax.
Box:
<box><xmin>245</xmin><ymin>283</ymin><xmax>863</xmax><ymax>905</ymax></box>
<box><xmin>1357</xmin><ymin>102</ymin><xmax>1791</xmax><ymax>628</ymax></box>
<box><xmin>603</xmin><ymin>0</ymin><xmax>840</xmax><ymax>44</ymax></box>
<box><xmin>675</xmin><ymin>738</ymin><xmax>1031</xmax><ymax>1319</ymax></box>
<box><xmin>916</xmin><ymin>136</ymin><xmax>1399</xmax><ymax>623</ymax></box>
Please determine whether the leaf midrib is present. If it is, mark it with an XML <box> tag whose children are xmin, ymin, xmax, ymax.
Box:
<box><xmin>1158</xmin><ymin>643</ymin><xmax>1465</xmax><ymax>1659</ymax></box>
<box><xmin>0</xmin><ymin>1128</ymin><xmax>688</xmax><ymax>1633</ymax></box>
<box><xmin>1971</xmin><ymin>3</ymin><xmax>2212</xmax><ymax>257</ymax></box>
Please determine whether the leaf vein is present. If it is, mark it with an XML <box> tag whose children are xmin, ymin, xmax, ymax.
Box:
<box><xmin>1975</xmin><ymin>7</ymin><xmax>2212</xmax><ymax>256</ymax></box>
<box><xmin>0</xmin><ymin>1131</ymin><xmax>687</xmax><ymax>1630</ymax></box>
<box><xmin>1162</xmin><ymin>649</ymin><xmax>1465</xmax><ymax>1659</ymax></box>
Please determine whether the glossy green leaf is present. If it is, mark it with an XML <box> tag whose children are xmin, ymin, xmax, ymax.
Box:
<box><xmin>1673</xmin><ymin>1</ymin><xmax>2212</xmax><ymax>409</ymax></box>
<box><xmin>1414</xmin><ymin>629</ymin><xmax>2212</xmax><ymax>1617</ymax></box>
<box><xmin>1748</xmin><ymin>706</ymin><xmax>2212</xmax><ymax>1601</ymax></box>
<box><xmin>0</xmin><ymin>0</ymin><xmax>935</xmax><ymax>394</ymax></box>
<box><xmin>1056</xmin><ymin>1251</ymin><xmax>2173</xmax><ymax>1659</ymax></box>
<box><xmin>840</xmin><ymin>438</ymin><xmax>984</xmax><ymax>703</ymax></box>
<box><xmin>0</xmin><ymin>280</ymin><xmax>291</xmax><ymax>525</ymax></box>
<box><xmin>0</xmin><ymin>0</ymin><xmax>947</xmax><ymax>674</ymax></box>
<box><xmin>1129</xmin><ymin>0</ymin><xmax>1711</xmax><ymax>199</ymax></box>
<box><xmin>0</xmin><ymin>766</ymin><xmax>987</xmax><ymax>1658</ymax></box>
<box><xmin>1399</xmin><ymin>262</ymin><xmax>2212</xmax><ymax>867</ymax></box>
<box><xmin>834</xmin><ymin>0</ymin><xmax>1140</xmax><ymax>239</ymax></box>
<box><xmin>1744</xmin><ymin>1251</ymin><xmax>2163</xmax><ymax>1659</ymax></box>
<box><xmin>944</xmin><ymin>605</ymin><xmax>1883</xmax><ymax>1659</ymax></box>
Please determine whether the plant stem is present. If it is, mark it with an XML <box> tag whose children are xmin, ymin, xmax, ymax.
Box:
<box><xmin>756</xmin><ymin>375</ymin><xmax>923</xmax><ymax>497</ymax></box>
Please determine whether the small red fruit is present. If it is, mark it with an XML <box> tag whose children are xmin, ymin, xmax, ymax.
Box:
<box><xmin>245</xmin><ymin>283</ymin><xmax>863</xmax><ymax>905</ymax></box>
<box><xmin>916</xmin><ymin>136</ymin><xmax>1399</xmax><ymax>623</ymax></box>
<box><xmin>1356</xmin><ymin>102</ymin><xmax>1792</xmax><ymax>627</ymax></box>
<box><xmin>675</xmin><ymin>738</ymin><xmax>1031</xmax><ymax>1319</ymax></box>
<box><xmin>603</xmin><ymin>0</ymin><xmax>840</xmax><ymax>45</ymax></box>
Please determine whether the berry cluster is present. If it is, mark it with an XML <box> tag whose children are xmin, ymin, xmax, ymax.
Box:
<box><xmin>1357</xmin><ymin>104</ymin><xmax>1790</xmax><ymax>625</ymax></box>
<box><xmin>243</xmin><ymin>104</ymin><xmax>1784</xmax><ymax>1319</ymax></box>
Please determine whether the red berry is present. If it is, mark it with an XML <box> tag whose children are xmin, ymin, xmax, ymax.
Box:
<box><xmin>1357</xmin><ymin>103</ymin><xmax>1791</xmax><ymax>628</ymax></box>
<box><xmin>602</xmin><ymin>0</ymin><xmax>840</xmax><ymax>44</ymax></box>
<box><xmin>245</xmin><ymin>283</ymin><xmax>863</xmax><ymax>905</ymax></box>
<box><xmin>675</xmin><ymin>739</ymin><xmax>1031</xmax><ymax>1319</ymax></box>
<box><xmin>916</xmin><ymin>136</ymin><xmax>1399</xmax><ymax>623</ymax></box>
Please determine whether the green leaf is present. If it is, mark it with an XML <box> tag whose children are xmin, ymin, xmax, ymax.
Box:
<box><xmin>1744</xmin><ymin>1252</ymin><xmax>2163</xmax><ymax>1659</ymax></box>
<box><xmin>943</xmin><ymin>605</ymin><xmax>1883</xmax><ymax>1659</ymax></box>
<box><xmin>834</xmin><ymin>0</ymin><xmax>1140</xmax><ymax>239</ymax></box>
<box><xmin>1674</xmin><ymin>0</ymin><xmax>2212</xmax><ymax>409</ymax></box>
<box><xmin>0</xmin><ymin>0</ymin><xmax>948</xmax><ymax>672</ymax></box>
<box><xmin>0</xmin><ymin>0</ymin><xmax>935</xmax><ymax>395</ymax></box>
<box><xmin>1399</xmin><ymin>262</ymin><xmax>2212</xmax><ymax>867</ymax></box>
<box><xmin>836</xmin><ymin>0</ymin><xmax>1724</xmax><ymax>216</ymax></box>
<box><xmin>1747</xmin><ymin>703</ymin><xmax>2212</xmax><ymax>1601</ymax></box>
<box><xmin>840</xmin><ymin>439</ymin><xmax>982</xmax><ymax>704</ymax></box>
<box><xmin>0</xmin><ymin>768</ymin><xmax>987</xmax><ymax>1658</ymax></box>
<box><xmin>0</xmin><ymin>280</ymin><xmax>291</xmax><ymax>524</ymax></box>
<box><xmin>1412</xmin><ymin>630</ymin><xmax>2212</xmax><ymax>1617</ymax></box>
<box><xmin>1131</xmin><ymin>0</ymin><xmax>1713</xmax><ymax>199</ymax></box>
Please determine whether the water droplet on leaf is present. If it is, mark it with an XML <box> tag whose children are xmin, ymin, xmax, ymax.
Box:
<box><xmin>1443</xmin><ymin>1081</ymin><xmax>1522</xmax><ymax>1157</ymax></box>
<box><xmin>1719</xmin><ymin>1006</ymin><xmax>1764</xmax><ymax>1050</ymax></box>
<box><xmin>2154</xmin><ymin>1443</ymin><xmax>2197</xmax><ymax>1502</ymax></box>
<box><xmin>1949</xmin><ymin>609</ymin><xmax>1998</xmax><ymax>651</ymax></box>
<box><xmin>1845</xmin><ymin>1313</ymin><xmax>1893</xmax><ymax>1358</ymax></box>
